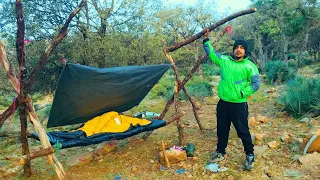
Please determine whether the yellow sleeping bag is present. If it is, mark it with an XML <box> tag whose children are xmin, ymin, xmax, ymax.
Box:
<box><xmin>78</xmin><ymin>111</ymin><xmax>151</xmax><ymax>136</ymax></box>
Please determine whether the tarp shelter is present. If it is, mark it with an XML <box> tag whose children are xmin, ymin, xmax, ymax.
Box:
<box><xmin>47</xmin><ymin>63</ymin><xmax>171</xmax><ymax>128</ymax></box>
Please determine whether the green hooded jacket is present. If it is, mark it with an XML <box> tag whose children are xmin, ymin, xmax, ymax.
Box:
<box><xmin>203</xmin><ymin>39</ymin><xmax>260</xmax><ymax>103</ymax></box>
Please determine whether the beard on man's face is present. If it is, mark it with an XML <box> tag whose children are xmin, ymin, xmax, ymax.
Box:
<box><xmin>234</xmin><ymin>51</ymin><xmax>245</xmax><ymax>59</ymax></box>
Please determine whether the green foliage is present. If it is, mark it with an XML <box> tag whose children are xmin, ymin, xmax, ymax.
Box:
<box><xmin>202</xmin><ymin>63</ymin><xmax>220</xmax><ymax>77</ymax></box>
<box><xmin>36</xmin><ymin>104</ymin><xmax>52</xmax><ymax>121</ymax></box>
<box><xmin>263</xmin><ymin>60</ymin><xmax>297</xmax><ymax>84</ymax></box>
<box><xmin>147</xmin><ymin>75</ymin><xmax>175</xmax><ymax>100</ymax></box>
<box><xmin>314</xmin><ymin>67</ymin><xmax>320</xmax><ymax>74</ymax></box>
<box><xmin>301</xmin><ymin>58</ymin><xmax>313</xmax><ymax>66</ymax></box>
<box><xmin>278</xmin><ymin>76</ymin><xmax>320</xmax><ymax>117</ymax></box>
<box><xmin>287</xmin><ymin>53</ymin><xmax>297</xmax><ymax>60</ymax></box>
<box><xmin>287</xmin><ymin>59</ymin><xmax>298</xmax><ymax>69</ymax></box>
<box><xmin>182</xmin><ymin>76</ymin><xmax>213</xmax><ymax>100</ymax></box>
<box><xmin>147</xmin><ymin>75</ymin><xmax>213</xmax><ymax>101</ymax></box>
<box><xmin>0</xmin><ymin>95</ymin><xmax>14</xmax><ymax>110</ymax></box>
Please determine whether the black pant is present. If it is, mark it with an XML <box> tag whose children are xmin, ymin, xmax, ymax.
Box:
<box><xmin>216</xmin><ymin>99</ymin><xmax>254</xmax><ymax>155</ymax></box>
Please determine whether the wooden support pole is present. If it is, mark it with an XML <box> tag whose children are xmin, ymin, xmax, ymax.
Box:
<box><xmin>163</xmin><ymin>50</ymin><xmax>186</xmax><ymax>146</ymax></box>
<box><xmin>165</xmin><ymin>111</ymin><xmax>185</xmax><ymax>125</ymax></box>
<box><xmin>15</xmin><ymin>1</ymin><xmax>31</xmax><ymax>177</ymax></box>
<box><xmin>161</xmin><ymin>141</ymin><xmax>170</xmax><ymax>167</ymax></box>
<box><xmin>19</xmin><ymin>146</ymin><xmax>55</xmax><ymax>166</ymax></box>
<box><xmin>26</xmin><ymin>97</ymin><xmax>66</xmax><ymax>179</ymax></box>
<box><xmin>165</xmin><ymin>8</ymin><xmax>257</xmax><ymax>53</ymax></box>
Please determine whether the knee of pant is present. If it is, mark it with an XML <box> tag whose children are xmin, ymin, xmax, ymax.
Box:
<box><xmin>237</xmin><ymin>131</ymin><xmax>250</xmax><ymax>138</ymax></box>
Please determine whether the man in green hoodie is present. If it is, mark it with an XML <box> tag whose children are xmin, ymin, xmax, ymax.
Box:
<box><xmin>203</xmin><ymin>29</ymin><xmax>260</xmax><ymax>170</ymax></box>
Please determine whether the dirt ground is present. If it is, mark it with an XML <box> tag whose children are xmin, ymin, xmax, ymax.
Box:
<box><xmin>1</xmin><ymin>83</ymin><xmax>320</xmax><ymax>180</ymax></box>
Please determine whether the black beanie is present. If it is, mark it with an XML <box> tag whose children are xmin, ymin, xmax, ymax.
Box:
<box><xmin>233</xmin><ymin>39</ymin><xmax>248</xmax><ymax>53</ymax></box>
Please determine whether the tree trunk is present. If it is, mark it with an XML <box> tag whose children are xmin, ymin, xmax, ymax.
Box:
<box><xmin>19</xmin><ymin>101</ymin><xmax>31</xmax><ymax>177</ymax></box>
<box><xmin>282</xmin><ymin>33</ymin><xmax>289</xmax><ymax>61</ymax></box>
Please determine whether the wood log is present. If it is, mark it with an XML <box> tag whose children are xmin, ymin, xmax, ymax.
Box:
<box><xmin>19</xmin><ymin>146</ymin><xmax>55</xmax><ymax>166</ymax></box>
<box><xmin>161</xmin><ymin>141</ymin><xmax>170</xmax><ymax>167</ymax></box>
<box><xmin>0</xmin><ymin>101</ymin><xmax>19</xmax><ymax>128</ymax></box>
<box><xmin>0</xmin><ymin>42</ymin><xmax>21</xmax><ymax>127</ymax></box>
<box><xmin>165</xmin><ymin>8</ymin><xmax>257</xmax><ymax>52</ymax></box>
<box><xmin>165</xmin><ymin>111</ymin><xmax>185</xmax><ymax>125</ymax></box>
<box><xmin>0</xmin><ymin>43</ymin><xmax>20</xmax><ymax>92</ymax></box>
<box><xmin>164</xmin><ymin>51</ymin><xmax>184</xmax><ymax>146</ymax></box>
<box><xmin>15</xmin><ymin>1</ymin><xmax>31</xmax><ymax>177</ymax></box>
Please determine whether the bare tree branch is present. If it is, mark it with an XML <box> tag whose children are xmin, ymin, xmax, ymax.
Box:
<box><xmin>165</xmin><ymin>8</ymin><xmax>257</xmax><ymax>52</ymax></box>
<box><xmin>26</xmin><ymin>0</ymin><xmax>87</xmax><ymax>91</ymax></box>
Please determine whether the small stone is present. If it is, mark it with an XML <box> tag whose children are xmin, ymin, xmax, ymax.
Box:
<box><xmin>300</xmin><ymin>117</ymin><xmax>310</xmax><ymax>123</ymax></box>
<box><xmin>254</xmin><ymin>145</ymin><xmax>268</xmax><ymax>155</ymax></box>
<box><xmin>311</xmin><ymin>120</ymin><xmax>320</xmax><ymax>127</ymax></box>
<box><xmin>281</xmin><ymin>132</ymin><xmax>291</xmax><ymax>143</ymax></box>
<box><xmin>257</xmin><ymin>115</ymin><xmax>269</xmax><ymax>123</ymax></box>
<box><xmin>187</xmin><ymin>174</ymin><xmax>193</xmax><ymax>178</ymax></box>
<box><xmin>132</xmin><ymin>167</ymin><xmax>138</xmax><ymax>173</ymax></box>
<box><xmin>255</xmin><ymin>133</ymin><xmax>264</xmax><ymax>141</ymax></box>
<box><xmin>255</xmin><ymin>140</ymin><xmax>262</xmax><ymax>146</ymax></box>
<box><xmin>249</xmin><ymin>117</ymin><xmax>256</xmax><ymax>127</ymax></box>
<box><xmin>299</xmin><ymin>152</ymin><xmax>320</xmax><ymax>166</ymax></box>
<box><xmin>268</xmin><ymin>141</ymin><xmax>279</xmax><ymax>149</ymax></box>
<box><xmin>226</xmin><ymin>175</ymin><xmax>234</xmax><ymax>180</ymax></box>
<box><xmin>86</xmin><ymin>147</ymin><xmax>95</xmax><ymax>152</ymax></box>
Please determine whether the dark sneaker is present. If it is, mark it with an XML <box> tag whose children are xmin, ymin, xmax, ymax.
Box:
<box><xmin>208</xmin><ymin>151</ymin><xmax>225</xmax><ymax>163</ymax></box>
<box><xmin>244</xmin><ymin>154</ymin><xmax>255</xmax><ymax>170</ymax></box>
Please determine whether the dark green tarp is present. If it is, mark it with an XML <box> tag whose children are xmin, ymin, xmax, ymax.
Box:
<box><xmin>47</xmin><ymin>63</ymin><xmax>170</xmax><ymax>128</ymax></box>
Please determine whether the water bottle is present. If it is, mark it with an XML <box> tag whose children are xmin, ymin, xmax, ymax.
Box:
<box><xmin>186</xmin><ymin>143</ymin><xmax>195</xmax><ymax>157</ymax></box>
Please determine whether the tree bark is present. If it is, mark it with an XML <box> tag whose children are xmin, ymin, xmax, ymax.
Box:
<box><xmin>19</xmin><ymin>146</ymin><xmax>55</xmax><ymax>166</ymax></box>
<box><xmin>0</xmin><ymin>43</ymin><xmax>20</xmax><ymax>92</ymax></box>
<box><xmin>282</xmin><ymin>33</ymin><xmax>289</xmax><ymax>61</ymax></box>
<box><xmin>165</xmin><ymin>8</ymin><xmax>257</xmax><ymax>52</ymax></box>
<box><xmin>15</xmin><ymin>0</ymin><xmax>31</xmax><ymax>177</ymax></box>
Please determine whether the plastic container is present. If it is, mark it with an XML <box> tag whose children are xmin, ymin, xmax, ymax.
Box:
<box><xmin>186</xmin><ymin>143</ymin><xmax>195</xmax><ymax>157</ymax></box>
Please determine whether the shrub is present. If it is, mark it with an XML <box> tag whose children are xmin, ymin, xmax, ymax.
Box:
<box><xmin>314</xmin><ymin>67</ymin><xmax>320</xmax><ymax>74</ymax></box>
<box><xmin>287</xmin><ymin>59</ymin><xmax>298</xmax><ymax>69</ymax></box>
<box><xmin>288</xmin><ymin>53</ymin><xmax>297</xmax><ymax>60</ymax></box>
<box><xmin>278</xmin><ymin>76</ymin><xmax>320</xmax><ymax>117</ymax></box>
<box><xmin>301</xmin><ymin>58</ymin><xmax>313</xmax><ymax>66</ymax></box>
<box><xmin>263</xmin><ymin>60</ymin><xmax>297</xmax><ymax>84</ymax></box>
<box><xmin>147</xmin><ymin>76</ymin><xmax>213</xmax><ymax>100</ymax></box>
<box><xmin>147</xmin><ymin>76</ymin><xmax>175</xmax><ymax>100</ymax></box>
<box><xmin>202</xmin><ymin>63</ymin><xmax>220</xmax><ymax>77</ymax></box>
<box><xmin>0</xmin><ymin>96</ymin><xmax>14</xmax><ymax>110</ymax></box>
<box><xmin>179</xmin><ymin>76</ymin><xmax>213</xmax><ymax>100</ymax></box>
